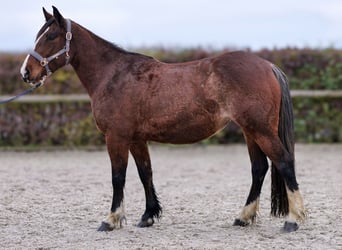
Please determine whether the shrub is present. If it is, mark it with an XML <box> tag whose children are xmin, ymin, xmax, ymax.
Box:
<box><xmin>0</xmin><ymin>48</ymin><xmax>341</xmax><ymax>146</ymax></box>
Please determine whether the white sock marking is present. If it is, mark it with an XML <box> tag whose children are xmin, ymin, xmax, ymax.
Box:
<box><xmin>239</xmin><ymin>198</ymin><xmax>259</xmax><ymax>222</ymax></box>
<box><xmin>286</xmin><ymin>187</ymin><xmax>306</xmax><ymax>223</ymax></box>
<box><xmin>104</xmin><ymin>202</ymin><xmax>126</xmax><ymax>229</ymax></box>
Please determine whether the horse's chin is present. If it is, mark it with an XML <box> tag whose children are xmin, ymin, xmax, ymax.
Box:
<box><xmin>28</xmin><ymin>75</ymin><xmax>47</xmax><ymax>87</ymax></box>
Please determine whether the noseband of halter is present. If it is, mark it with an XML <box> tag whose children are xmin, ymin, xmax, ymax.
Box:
<box><xmin>29</xmin><ymin>18</ymin><xmax>72</xmax><ymax>76</ymax></box>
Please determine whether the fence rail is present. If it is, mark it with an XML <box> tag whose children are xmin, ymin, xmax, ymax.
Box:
<box><xmin>0</xmin><ymin>90</ymin><xmax>342</xmax><ymax>103</ymax></box>
<box><xmin>290</xmin><ymin>90</ymin><xmax>342</xmax><ymax>97</ymax></box>
<box><xmin>0</xmin><ymin>94</ymin><xmax>90</xmax><ymax>103</ymax></box>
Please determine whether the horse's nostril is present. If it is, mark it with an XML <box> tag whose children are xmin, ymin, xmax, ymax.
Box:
<box><xmin>23</xmin><ymin>69</ymin><xmax>30</xmax><ymax>82</ymax></box>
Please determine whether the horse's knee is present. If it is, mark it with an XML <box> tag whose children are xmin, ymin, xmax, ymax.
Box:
<box><xmin>112</xmin><ymin>171</ymin><xmax>126</xmax><ymax>188</ymax></box>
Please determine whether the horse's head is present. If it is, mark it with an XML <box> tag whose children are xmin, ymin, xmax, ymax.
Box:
<box><xmin>20</xmin><ymin>6</ymin><xmax>73</xmax><ymax>85</ymax></box>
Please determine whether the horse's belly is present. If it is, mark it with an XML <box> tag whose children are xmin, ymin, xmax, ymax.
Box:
<box><xmin>143</xmin><ymin>115</ymin><xmax>230</xmax><ymax>144</ymax></box>
<box><xmin>152</xmin><ymin>127</ymin><xmax>226</xmax><ymax>144</ymax></box>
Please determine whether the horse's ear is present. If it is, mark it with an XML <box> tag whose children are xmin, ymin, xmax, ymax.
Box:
<box><xmin>52</xmin><ymin>6</ymin><xmax>65</xmax><ymax>28</ymax></box>
<box><xmin>42</xmin><ymin>7</ymin><xmax>52</xmax><ymax>21</ymax></box>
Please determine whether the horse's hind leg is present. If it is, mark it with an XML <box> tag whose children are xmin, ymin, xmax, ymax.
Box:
<box><xmin>130</xmin><ymin>141</ymin><xmax>162</xmax><ymax>227</ymax></box>
<box><xmin>254</xmin><ymin>133</ymin><xmax>306</xmax><ymax>232</ymax></box>
<box><xmin>98</xmin><ymin>134</ymin><xmax>129</xmax><ymax>231</ymax></box>
<box><xmin>234</xmin><ymin>134</ymin><xmax>269</xmax><ymax>226</ymax></box>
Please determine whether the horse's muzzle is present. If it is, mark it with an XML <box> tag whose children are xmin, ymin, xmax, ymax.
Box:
<box><xmin>22</xmin><ymin>69</ymin><xmax>31</xmax><ymax>83</ymax></box>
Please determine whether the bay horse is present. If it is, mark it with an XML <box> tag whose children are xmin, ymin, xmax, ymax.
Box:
<box><xmin>20</xmin><ymin>7</ymin><xmax>306</xmax><ymax>232</ymax></box>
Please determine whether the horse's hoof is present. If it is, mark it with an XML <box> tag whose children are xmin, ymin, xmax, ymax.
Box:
<box><xmin>283</xmin><ymin>221</ymin><xmax>299</xmax><ymax>232</ymax></box>
<box><xmin>233</xmin><ymin>219</ymin><xmax>248</xmax><ymax>227</ymax></box>
<box><xmin>137</xmin><ymin>218</ymin><xmax>154</xmax><ymax>228</ymax></box>
<box><xmin>97</xmin><ymin>222</ymin><xmax>114</xmax><ymax>232</ymax></box>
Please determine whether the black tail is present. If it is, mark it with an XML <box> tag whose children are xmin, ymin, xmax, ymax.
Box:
<box><xmin>270</xmin><ymin>64</ymin><xmax>295</xmax><ymax>217</ymax></box>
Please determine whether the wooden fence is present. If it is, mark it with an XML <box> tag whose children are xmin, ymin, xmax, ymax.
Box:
<box><xmin>0</xmin><ymin>90</ymin><xmax>341</xmax><ymax>103</ymax></box>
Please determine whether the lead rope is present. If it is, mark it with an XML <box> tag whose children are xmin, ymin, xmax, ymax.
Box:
<box><xmin>0</xmin><ymin>82</ymin><xmax>43</xmax><ymax>104</ymax></box>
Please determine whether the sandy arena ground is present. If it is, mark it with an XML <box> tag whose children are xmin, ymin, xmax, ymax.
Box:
<box><xmin>0</xmin><ymin>144</ymin><xmax>341</xmax><ymax>249</ymax></box>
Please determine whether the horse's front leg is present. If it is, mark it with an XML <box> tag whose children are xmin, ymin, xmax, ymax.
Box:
<box><xmin>130</xmin><ymin>141</ymin><xmax>162</xmax><ymax>227</ymax></box>
<box><xmin>98</xmin><ymin>134</ymin><xmax>129</xmax><ymax>231</ymax></box>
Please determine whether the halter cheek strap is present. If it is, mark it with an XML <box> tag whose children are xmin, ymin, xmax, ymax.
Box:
<box><xmin>30</xmin><ymin>19</ymin><xmax>72</xmax><ymax>76</ymax></box>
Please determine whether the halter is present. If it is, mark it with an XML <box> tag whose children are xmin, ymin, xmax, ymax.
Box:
<box><xmin>29</xmin><ymin>18</ymin><xmax>72</xmax><ymax>76</ymax></box>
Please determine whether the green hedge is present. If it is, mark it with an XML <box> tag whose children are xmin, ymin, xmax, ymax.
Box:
<box><xmin>141</xmin><ymin>47</ymin><xmax>342</xmax><ymax>90</ymax></box>
<box><xmin>0</xmin><ymin>97</ymin><xmax>340</xmax><ymax>147</ymax></box>
<box><xmin>292</xmin><ymin>97</ymin><xmax>342</xmax><ymax>143</ymax></box>
<box><xmin>0</xmin><ymin>101</ymin><xmax>104</xmax><ymax>147</ymax></box>
<box><xmin>1</xmin><ymin>48</ymin><xmax>342</xmax><ymax>95</ymax></box>
<box><xmin>0</xmin><ymin>48</ymin><xmax>341</xmax><ymax>147</ymax></box>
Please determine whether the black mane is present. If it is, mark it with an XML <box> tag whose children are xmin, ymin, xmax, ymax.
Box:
<box><xmin>82</xmin><ymin>24</ymin><xmax>153</xmax><ymax>60</ymax></box>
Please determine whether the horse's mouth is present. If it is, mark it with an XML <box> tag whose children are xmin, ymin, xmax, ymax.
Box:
<box><xmin>27</xmin><ymin>75</ymin><xmax>48</xmax><ymax>87</ymax></box>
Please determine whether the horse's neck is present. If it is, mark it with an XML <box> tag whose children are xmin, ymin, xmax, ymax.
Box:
<box><xmin>70</xmin><ymin>23</ymin><xmax>124</xmax><ymax>96</ymax></box>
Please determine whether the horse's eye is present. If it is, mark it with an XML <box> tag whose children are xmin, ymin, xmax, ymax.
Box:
<box><xmin>47</xmin><ymin>33</ymin><xmax>58</xmax><ymax>40</ymax></box>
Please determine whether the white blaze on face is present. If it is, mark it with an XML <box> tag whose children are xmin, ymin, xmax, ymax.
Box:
<box><xmin>35</xmin><ymin>27</ymin><xmax>50</xmax><ymax>46</ymax></box>
<box><xmin>20</xmin><ymin>27</ymin><xmax>50</xmax><ymax>79</ymax></box>
<box><xmin>20</xmin><ymin>54</ymin><xmax>30</xmax><ymax>78</ymax></box>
